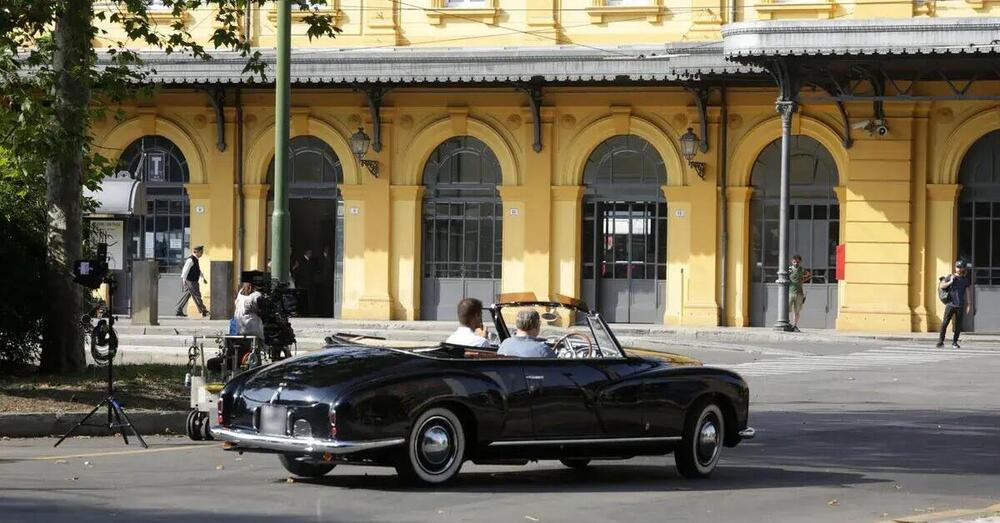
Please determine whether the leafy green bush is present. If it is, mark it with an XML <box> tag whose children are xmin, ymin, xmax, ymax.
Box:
<box><xmin>0</xmin><ymin>150</ymin><xmax>47</xmax><ymax>371</ymax></box>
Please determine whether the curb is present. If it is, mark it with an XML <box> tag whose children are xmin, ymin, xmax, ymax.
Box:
<box><xmin>0</xmin><ymin>410</ymin><xmax>188</xmax><ymax>438</ymax></box>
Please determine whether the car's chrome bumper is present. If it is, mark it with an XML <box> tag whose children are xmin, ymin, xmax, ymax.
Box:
<box><xmin>211</xmin><ymin>426</ymin><xmax>405</xmax><ymax>454</ymax></box>
<box><xmin>738</xmin><ymin>427</ymin><xmax>756</xmax><ymax>440</ymax></box>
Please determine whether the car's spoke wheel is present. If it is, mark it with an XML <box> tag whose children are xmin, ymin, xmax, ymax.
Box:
<box><xmin>675</xmin><ymin>402</ymin><xmax>724</xmax><ymax>479</ymax></box>
<box><xmin>560</xmin><ymin>458</ymin><xmax>591</xmax><ymax>469</ymax></box>
<box><xmin>186</xmin><ymin>410</ymin><xmax>203</xmax><ymax>441</ymax></box>
<box><xmin>395</xmin><ymin>407</ymin><xmax>465</xmax><ymax>485</ymax></box>
<box><xmin>278</xmin><ymin>454</ymin><xmax>336</xmax><ymax>478</ymax></box>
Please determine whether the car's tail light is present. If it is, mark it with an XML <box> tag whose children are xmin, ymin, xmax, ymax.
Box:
<box><xmin>217</xmin><ymin>398</ymin><xmax>224</xmax><ymax>425</ymax></box>
<box><xmin>329</xmin><ymin>409</ymin><xmax>337</xmax><ymax>439</ymax></box>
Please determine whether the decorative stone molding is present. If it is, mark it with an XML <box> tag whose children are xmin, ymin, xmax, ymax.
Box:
<box><xmin>148</xmin><ymin>7</ymin><xmax>193</xmax><ymax>26</ymax></box>
<box><xmin>268</xmin><ymin>4</ymin><xmax>344</xmax><ymax>26</ymax></box>
<box><xmin>426</xmin><ymin>0</ymin><xmax>500</xmax><ymax>25</ymax></box>
<box><xmin>753</xmin><ymin>0</ymin><xmax>835</xmax><ymax>20</ymax></box>
<box><xmin>586</xmin><ymin>0</ymin><xmax>664</xmax><ymax>23</ymax></box>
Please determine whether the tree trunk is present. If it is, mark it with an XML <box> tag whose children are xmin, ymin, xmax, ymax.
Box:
<box><xmin>39</xmin><ymin>0</ymin><xmax>94</xmax><ymax>374</ymax></box>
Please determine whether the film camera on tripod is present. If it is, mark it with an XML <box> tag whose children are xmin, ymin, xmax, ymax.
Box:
<box><xmin>55</xmin><ymin>243</ymin><xmax>147</xmax><ymax>448</ymax></box>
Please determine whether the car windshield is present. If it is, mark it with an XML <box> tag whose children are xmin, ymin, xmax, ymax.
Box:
<box><xmin>495</xmin><ymin>303</ymin><xmax>624</xmax><ymax>358</ymax></box>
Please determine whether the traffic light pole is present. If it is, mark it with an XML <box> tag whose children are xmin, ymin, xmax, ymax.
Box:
<box><xmin>270</xmin><ymin>0</ymin><xmax>292</xmax><ymax>283</ymax></box>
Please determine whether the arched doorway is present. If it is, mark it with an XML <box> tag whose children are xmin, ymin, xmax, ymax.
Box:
<box><xmin>118</xmin><ymin>135</ymin><xmax>191</xmax><ymax>315</ymax></box>
<box><xmin>957</xmin><ymin>129</ymin><xmax>1000</xmax><ymax>333</ymax></box>
<box><xmin>749</xmin><ymin>135</ymin><xmax>840</xmax><ymax>328</ymax></box>
<box><xmin>267</xmin><ymin>136</ymin><xmax>344</xmax><ymax>318</ymax></box>
<box><xmin>421</xmin><ymin>136</ymin><xmax>502</xmax><ymax>320</ymax></box>
<box><xmin>581</xmin><ymin>135</ymin><xmax>667</xmax><ymax>324</ymax></box>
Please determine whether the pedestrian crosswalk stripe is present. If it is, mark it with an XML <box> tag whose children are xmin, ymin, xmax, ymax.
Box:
<box><xmin>718</xmin><ymin>345</ymin><xmax>995</xmax><ymax>377</ymax></box>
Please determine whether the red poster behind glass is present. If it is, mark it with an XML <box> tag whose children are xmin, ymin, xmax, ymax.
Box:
<box><xmin>836</xmin><ymin>244</ymin><xmax>846</xmax><ymax>281</ymax></box>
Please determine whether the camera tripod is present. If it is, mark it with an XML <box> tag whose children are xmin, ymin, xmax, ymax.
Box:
<box><xmin>54</xmin><ymin>276</ymin><xmax>147</xmax><ymax>448</ymax></box>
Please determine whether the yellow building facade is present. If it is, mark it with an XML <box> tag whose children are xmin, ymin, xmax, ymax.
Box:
<box><xmin>92</xmin><ymin>3</ymin><xmax>1000</xmax><ymax>332</ymax></box>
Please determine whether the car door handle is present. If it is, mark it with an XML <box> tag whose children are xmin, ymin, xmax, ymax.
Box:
<box><xmin>525</xmin><ymin>375</ymin><xmax>544</xmax><ymax>380</ymax></box>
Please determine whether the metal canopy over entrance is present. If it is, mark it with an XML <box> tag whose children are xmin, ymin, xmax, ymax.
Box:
<box><xmin>267</xmin><ymin>136</ymin><xmax>344</xmax><ymax>318</ymax></box>
<box><xmin>750</xmin><ymin>136</ymin><xmax>839</xmax><ymax>329</ymax></box>
<box><xmin>581</xmin><ymin>135</ymin><xmax>668</xmax><ymax>324</ymax></box>
<box><xmin>421</xmin><ymin>136</ymin><xmax>503</xmax><ymax>320</ymax></box>
<box><xmin>722</xmin><ymin>17</ymin><xmax>1000</xmax><ymax>331</ymax></box>
<box><xmin>958</xmin><ymin>129</ymin><xmax>1000</xmax><ymax>334</ymax></box>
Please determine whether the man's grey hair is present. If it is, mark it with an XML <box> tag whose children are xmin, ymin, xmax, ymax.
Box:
<box><xmin>515</xmin><ymin>308</ymin><xmax>541</xmax><ymax>332</ymax></box>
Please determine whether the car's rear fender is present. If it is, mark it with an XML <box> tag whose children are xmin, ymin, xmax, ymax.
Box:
<box><xmin>334</xmin><ymin>370</ymin><xmax>507</xmax><ymax>444</ymax></box>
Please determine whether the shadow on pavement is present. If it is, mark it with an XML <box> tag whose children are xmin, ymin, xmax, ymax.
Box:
<box><xmin>735</xmin><ymin>408</ymin><xmax>1000</xmax><ymax>476</ymax></box>
<box><xmin>293</xmin><ymin>464</ymin><xmax>878</xmax><ymax>493</ymax></box>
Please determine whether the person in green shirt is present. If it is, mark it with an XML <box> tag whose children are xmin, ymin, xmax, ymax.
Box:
<box><xmin>788</xmin><ymin>254</ymin><xmax>812</xmax><ymax>332</ymax></box>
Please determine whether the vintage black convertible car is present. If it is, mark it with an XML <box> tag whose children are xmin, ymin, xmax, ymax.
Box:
<box><xmin>212</xmin><ymin>297</ymin><xmax>755</xmax><ymax>485</ymax></box>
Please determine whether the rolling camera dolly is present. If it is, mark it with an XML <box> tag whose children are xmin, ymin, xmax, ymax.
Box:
<box><xmin>183</xmin><ymin>335</ymin><xmax>292</xmax><ymax>441</ymax></box>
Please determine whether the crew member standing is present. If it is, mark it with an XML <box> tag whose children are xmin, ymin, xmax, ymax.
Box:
<box><xmin>937</xmin><ymin>260</ymin><xmax>974</xmax><ymax>349</ymax></box>
<box><xmin>788</xmin><ymin>254</ymin><xmax>812</xmax><ymax>332</ymax></box>
<box><xmin>175</xmin><ymin>245</ymin><xmax>209</xmax><ymax>318</ymax></box>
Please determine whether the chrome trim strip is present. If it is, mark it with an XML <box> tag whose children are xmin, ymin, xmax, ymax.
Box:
<box><xmin>212</xmin><ymin>426</ymin><xmax>405</xmax><ymax>454</ymax></box>
<box><xmin>738</xmin><ymin>427</ymin><xmax>756</xmax><ymax>440</ymax></box>
<box><xmin>488</xmin><ymin>436</ymin><xmax>681</xmax><ymax>447</ymax></box>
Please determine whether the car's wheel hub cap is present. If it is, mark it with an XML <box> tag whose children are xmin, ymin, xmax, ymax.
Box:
<box><xmin>421</xmin><ymin>425</ymin><xmax>452</xmax><ymax>466</ymax></box>
<box><xmin>697</xmin><ymin>419</ymin><xmax>720</xmax><ymax>465</ymax></box>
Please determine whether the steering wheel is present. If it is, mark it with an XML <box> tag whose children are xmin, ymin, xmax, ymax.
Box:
<box><xmin>552</xmin><ymin>332</ymin><xmax>594</xmax><ymax>359</ymax></box>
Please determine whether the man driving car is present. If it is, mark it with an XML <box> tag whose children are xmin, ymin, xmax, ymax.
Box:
<box><xmin>498</xmin><ymin>308</ymin><xmax>556</xmax><ymax>358</ymax></box>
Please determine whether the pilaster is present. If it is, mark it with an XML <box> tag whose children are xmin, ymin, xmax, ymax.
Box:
<box><xmin>725</xmin><ymin>186</ymin><xmax>753</xmax><ymax>327</ymax></box>
<box><xmin>390</xmin><ymin>185</ymin><xmax>425</xmax><ymax>320</ymax></box>
<box><xmin>837</xmin><ymin>130</ymin><xmax>914</xmax><ymax>332</ymax></box>
<box><xmin>550</xmin><ymin>186</ymin><xmax>586</xmax><ymax>302</ymax></box>
<box><xmin>339</xmin><ymin>182</ymin><xmax>393</xmax><ymax>320</ymax></box>
<box><xmin>925</xmin><ymin>184</ymin><xmax>962</xmax><ymax>330</ymax></box>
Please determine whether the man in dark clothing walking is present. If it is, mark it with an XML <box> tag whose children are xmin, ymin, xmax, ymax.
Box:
<box><xmin>937</xmin><ymin>260</ymin><xmax>974</xmax><ymax>348</ymax></box>
<box><xmin>175</xmin><ymin>245</ymin><xmax>209</xmax><ymax>318</ymax></box>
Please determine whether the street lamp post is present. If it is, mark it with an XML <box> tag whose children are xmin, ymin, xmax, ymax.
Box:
<box><xmin>773</xmin><ymin>100</ymin><xmax>798</xmax><ymax>331</ymax></box>
<box><xmin>270</xmin><ymin>0</ymin><xmax>291</xmax><ymax>282</ymax></box>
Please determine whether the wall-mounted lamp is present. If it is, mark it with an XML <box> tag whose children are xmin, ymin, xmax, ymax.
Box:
<box><xmin>350</xmin><ymin>127</ymin><xmax>380</xmax><ymax>178</ymax></box>
<box><xmin>679</xmin><ymin>127</ymin><xmax>706</xmax><ymax>180</ymax></box>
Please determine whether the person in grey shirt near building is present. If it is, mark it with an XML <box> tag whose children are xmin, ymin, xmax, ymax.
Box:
<box><xmin>498</xmin><ymin>308</ymin><xmax>556</xmax><ymax>358</ymax></box>
<box><xmin>175</xmin><ymin>245</ymin><xmax>209</xmax><ymax>318</ymax></box>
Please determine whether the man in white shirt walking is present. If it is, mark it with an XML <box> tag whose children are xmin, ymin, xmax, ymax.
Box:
<box><xmin>175</xmin><ymin>245</ymin><xmax>209</xmax><ymax>318</ymax></box>
<box><xmin>444</xmin><ymin>298</ymin><xmax>491</xmax><ymax>348</ymax></box>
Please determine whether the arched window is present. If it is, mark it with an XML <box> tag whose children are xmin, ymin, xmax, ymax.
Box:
<box><xmin>958</xmin><ymin>129</ymin><xmax>1000</xmax><ymax>285</ymax></box>
<box><xmin>581</xmin><ymin>135</ymin><xmax>667</xmax><ymax>324</ymax></box>
<box><xmin>749</xmin><ymin>135</ymin><xmax>840</xmax><ymax>328</ymax></box>
<box><xmin>266</xmin><ymin>136</ymin><xmax>344</xmax><ymax>317</ymax></box>
<box><xmin>267</xmin><ymin>135</ymin><xmax>343</xmax><ymax>193</ymax></box>
<box><xmin>421</xmin><ymin>136</ymin><xmax>502</xmax><ymax>320</ymax></box>
<box><xmin>118</xmin><ymin>135</ymin><xmax>190</xmax><ymax>272</ymax></box>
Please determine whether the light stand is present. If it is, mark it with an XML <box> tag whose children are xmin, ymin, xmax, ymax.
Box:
<box><xmin>54</xmin><ymin>274</ymin><xmax>147</xmax><ymax>448</ymax></box>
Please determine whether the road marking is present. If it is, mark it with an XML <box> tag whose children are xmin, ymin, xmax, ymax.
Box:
<box><xmin>31</xmin><ymin>444</ymin><xmax>216</xmax><ymax>461</ymax></box>
<box><xmin>721</xmin><ymin>346</ymin><xmax>996</xmax><ymax>377</ymax></box>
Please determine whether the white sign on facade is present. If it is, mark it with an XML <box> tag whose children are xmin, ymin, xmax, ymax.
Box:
<box><xmin>147</xmin><ymin>152</ymin><xmax>166</xmax><ymax>182</ymax></box>
<box><xmin>169</xmin><ymin>238</ymin><xmax>183</xmax><ymax>249</ymax></box>
<box><xmin>90</xmin><ymin>220</ymin><xmax>125</xmax><ymax>270</ymax></box>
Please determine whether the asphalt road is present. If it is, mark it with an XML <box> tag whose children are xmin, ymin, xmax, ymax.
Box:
<box><xmin>2</xmin><ymin>338</ymin><xmax>998</xmax><ymax>523</ymax></box>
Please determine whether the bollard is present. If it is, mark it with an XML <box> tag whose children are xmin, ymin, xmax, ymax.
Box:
<box><xmin>131</xmin><ymin>260</ymin><xmax>159</xmax><ymax>325</ymax></box>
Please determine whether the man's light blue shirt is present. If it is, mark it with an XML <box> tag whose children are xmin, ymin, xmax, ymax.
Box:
<box><xmin>497</xmin><ymin>335</ymin><xmax>555</xmax><ymax>358</ymax></box>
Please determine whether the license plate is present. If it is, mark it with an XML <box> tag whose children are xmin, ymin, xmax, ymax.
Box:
<box><xmin>259</xmin><ymin>406</ymin><xmax>288</xmax><ymax>435</ymax></box>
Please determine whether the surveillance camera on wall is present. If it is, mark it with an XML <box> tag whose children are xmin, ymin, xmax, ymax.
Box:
<box><xmin>851</xmin><ymin>119</ymin><xmax>889</xmax><ymax>137</ymax></box>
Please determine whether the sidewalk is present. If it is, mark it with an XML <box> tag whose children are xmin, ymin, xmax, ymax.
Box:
<box><xmin>117</xmin><ymin>316</ymin><xmax>1000</xmax><ymax>345</ymax></box>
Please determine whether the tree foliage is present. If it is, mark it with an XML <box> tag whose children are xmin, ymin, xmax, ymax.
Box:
<box><xmin>0</xmin><ymin>1</ymin><xmax>338</xmax><ymax>373</ymax></box>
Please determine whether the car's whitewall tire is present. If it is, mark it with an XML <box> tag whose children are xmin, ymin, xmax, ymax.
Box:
<box><xmin>396</xmin><ymin>407</ymin><xmax>466</xmax><ymax>485</ymax></box>
<box><xmin>675</xmin><ymin>402</ymin><xmax>724</xmax><ymax>479</ymax></box>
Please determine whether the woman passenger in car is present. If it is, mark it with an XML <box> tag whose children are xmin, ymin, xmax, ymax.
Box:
<box><xmin>497</xmin><ymin>308</ymin><xmax>556</xmax><ymax>358</ymax></box>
